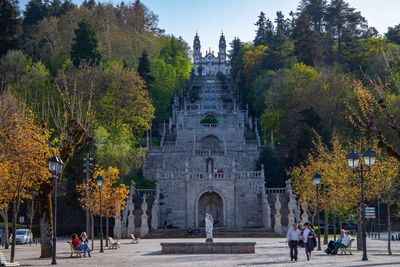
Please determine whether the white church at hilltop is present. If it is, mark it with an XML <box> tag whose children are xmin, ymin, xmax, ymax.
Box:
<box><xmin>193</xmin><ymin>32</ymin><xmax>231</xmax><ymax>76</ymax></box>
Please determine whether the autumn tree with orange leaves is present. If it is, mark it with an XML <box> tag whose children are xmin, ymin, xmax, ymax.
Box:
<box><xmin>0</xmin><ymin>91</ymin><xmax>55</xmax><ymax>262</ymax></box>
<box><xmin>290</xmin><ymin>132</ymin><xmax>399</xmax><ymax>249</ymax></box>
<box><xmin>77</xmin><ymin>166</ymin><xmax>128</xmax><ymax>241</ymax></box>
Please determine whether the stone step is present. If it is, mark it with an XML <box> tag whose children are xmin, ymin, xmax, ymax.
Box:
<box><xmin>143</xmin><ymin>228</ymin><xmax>280</xmax><ymax>239</ymax></box>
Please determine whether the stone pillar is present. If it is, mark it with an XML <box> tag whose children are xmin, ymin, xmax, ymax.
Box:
<box><xmin>126</xmin><ymin>201</ymin><xmax>135</xmax><ymax>238</ymax></box>
<box><xmin>274</xmin><ymin>194</ymin><xmax>282</xmax><ymax>235</ymax></box>
<box><xmin>295</xmin><ymin>205</ymin><xmax>301</xmax><ymax>223</ymax></box>
<box><xmin>262</xmin><ymin>195</ymin><xmax>272</xmax><ymax>229</ymax></box>
<box><xmin>287</xmin><ymin>194</ymin><xmax>295</xmax><ymax>227</ymax></box>
<box><xmin>140</xmin><ymin>194</ymin><xmax>149</xmax><ymax>237</ymax></box>
<box><xmin>169</xmin><ymin>117</ymin><xmax>172</xmax><ymax>131</ymax></box>
<box><xmin>301</xmin><ymin>202</ymin><xmax>309</xmax><ymax>224</ymax></box>
<box><xmin>113</xmin><ymin>214</ymin><xmax>122</xmax><ymax>239</ymax></box>
<box><xmin>122</xmin><ymin>182</ymin><xmax>135</xmax><ymax>236</ymax></box>
<box><xmin>249</xmin><ymin>116</ymin><xmax>253</xmax><ymax>130</ymax></box>
<box><xmin>146</xmin><ymin>131</ymin><xmax>150</xmax><ymax>148</ymax></box>
<box><xmin>151</xmin><ymin>198</ymin><xmax>159</xmax><ymax>230</ymax></box>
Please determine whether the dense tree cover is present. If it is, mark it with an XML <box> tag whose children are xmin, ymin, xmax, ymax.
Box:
<box><xmin>0</xmin><ymin>0</ymin><xmax>20</xmax><ymax>56</ymax></box>
<box><xmin>230</xmin><ymin>0</ymin><xmax>400</xmax><ymax>185</ymax></box>
<box><xmin>0</xmin><ymin>0</ymin><xmax>191</xmax><ymax>257</ymax></box>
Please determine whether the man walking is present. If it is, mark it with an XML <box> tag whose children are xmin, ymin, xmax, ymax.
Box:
<box><xmin>286</xmin><ymin>223</ymin><xmax>301</xmax><ymax>261</ymax></box>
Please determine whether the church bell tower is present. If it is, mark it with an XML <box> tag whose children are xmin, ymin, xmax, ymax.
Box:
<box><xmin>218</xmin><ymin>32</ymin><xmax>226</xmax><ymax>62</ymax></box>
<box><xmin>193</xmin><ymin>32</ymin><xmax>201</xmax><ymax>63</ymax></box>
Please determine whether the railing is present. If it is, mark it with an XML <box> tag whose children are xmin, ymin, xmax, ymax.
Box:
<box><xmin>189</xmin><ymin>172</ymin><xmax>226</xmax><ymax>180</ymax></box>
<box><xmin>136</xmin><ymin>189</ymin><xmax>156</xmax><ymax>196</ymax></box>
<box><xmin>194</xmin><ymin>149</ymin><xmax>225</xmax><ymax>156</ymax></box>
<box><xmin>234</xmin><ymin>171</ymin><xmax>263</xmax><ymax>179</ymax></box>
<box><xmin>245</xmin><ymin>140</ymin><xmax>259</xmax><ymax>145</ymax></box>
<box><xmin>148</xmin><ymin>146</ymin><xmax>262</xmax><ymax>154</ymax></box>
<box><xmin>200</xmin><ymin>123</ymin><xmax>218</xmax><ymax>128</ymax></box>
<box><xmin>266</xmin><ymin>188</ymin><xmax>286</xmax><ymax>194</ymax></box>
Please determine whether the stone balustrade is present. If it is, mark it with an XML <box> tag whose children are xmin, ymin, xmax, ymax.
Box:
<box><xmin>266</xmin><ymin>188</ymin><xmax>286</xmax><ymax>194</ymax></box>
<box><xmin>160</xmin><ymin>171</ymin><xmax>264</xmax><ymax>181</ymax></box>
<box><xmin>194</xmin><ymin>149</ymin><xmax>225</xmax><ymax>156</ymax></box>
<box><xmin>233</xmin><ymin>171</ymin><xmax>263</xmax><ymax>179</ymax></box>
<box><xmin>200</xmin><ymin>123</ymin><xmax>218</xmax><ymax>128</ymax></box>
<box><xmin>148</xmin><ymin>146</ymin><xmax>262</xmax><ymax>154</ymax></box>
<box><xmin>136</xmin><ymin>189</ymin><xmax>156</xmax><ymax>196</ymax></box>
<box><xmin>245</xmin><ymin>140</ymin><xmax>259</xmax><ymax>145</ymax></box>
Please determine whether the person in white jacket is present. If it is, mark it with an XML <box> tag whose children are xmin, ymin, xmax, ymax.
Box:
<box><xmin>300</xmin><ymin>222</ymin><xmax>315</xmax><ymax>261</ymax></box>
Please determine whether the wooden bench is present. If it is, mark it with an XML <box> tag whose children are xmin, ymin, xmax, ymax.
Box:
<box><xmin>0</xmin><ymin>252</ymin><xmax>20</xmax><ymax>267</ymax></box>
<box><xmin>68</xmin><ymin>241</ymin><xmax>84</xmax><ymax>257</ymax></box>
<box><xmin>338</xmin><ymin>239</ymin><xmax>354</xmax><ymax>255</ymax></box>
<box><xmin>107</xmin><ymin>237</ymin><xmax>120</xmax><ymax>249</ymax></box>
<box><xmin>130</xmin><ymin>234</ymin><xmax>140</xmax><ymax>244</ymax></box>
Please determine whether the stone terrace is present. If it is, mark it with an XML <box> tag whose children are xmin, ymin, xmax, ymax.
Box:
<box><xmin>1</xmin><ymin>237</ymin><xmax>400</xmax><ymax>266</ymax></box>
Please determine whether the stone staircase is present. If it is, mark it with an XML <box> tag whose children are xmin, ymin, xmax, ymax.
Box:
<box><xmin>143</xmin><ymin>227</ymin><xmax>280</xmax><ymax>239</ymax></box>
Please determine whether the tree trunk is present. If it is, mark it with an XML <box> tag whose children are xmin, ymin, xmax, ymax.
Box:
<box><xmin>387</xmin><ymin>193</ymin><xmax>392</xmax><ymax>255</ymax></box>
<box><xmin>106</xmin><ymin>216</ymin><xmax>109</xmax><ymax>246</ymax></box>
<box><xmin>357</xmin><ymin>208</ymin><xmax>362</xmax><ymax>250</ymax></box>
<box><xmin>333</xmin><ymin>213</ymin><xmax>337</xmax><ymax>241</ymax></box>
<box><xmin>324</xmin><ymin>211</ymin><xmax>328</xmax><ymax>244</ymax></box>
<box><xmin>10</xmin><ymin>196</ymin><xmax>21</xmax><ymax>263</ymax></box>
<box><xmin>39</xmin><ymin>186</ymin><xmax>53</xmax><ymax>258</ymax></box>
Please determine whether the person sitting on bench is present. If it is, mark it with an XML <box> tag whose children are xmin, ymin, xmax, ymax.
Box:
<box><xmin>331</xmin><ymin>231</ymin><xmax>352</xmax><ymax>254</ymax></box>
<box><xmin>71</xmin><ymin>233</ymin><xmax>91</xmax><ymax>257</ymax></box>
<box><xmin>325</xmin><ymin>229</ymin><xmax>346</xmax><ymax>254</ymax></box>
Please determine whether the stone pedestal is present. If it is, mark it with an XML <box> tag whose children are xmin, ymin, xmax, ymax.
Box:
<box><xmin>151</xmin><ymin>198</ymin><xmax>159</xmax><ymax>230</ymax></box>
<box><xmin>274</xmin><ymin>194</ymin><xmax>282</xmax><ymax>235</ymax></box>
<box><xmin>113</xmin><ymin>214</ymin><xmax>122</xmax><ymax>239</ymax></box>
<box><xmin>287</xmin><ymin>195</ymin><xmax>295</xmax><ymax>227</ymax></box>
<box><xmin>126</xmin><ymin>202</ymin><xmax>135</xmax><ymax>238</ymax></box>
<box><xmin>140</xmin><ymin>195</ymin><xmax>149</xmax><ymax>237</ymax></box>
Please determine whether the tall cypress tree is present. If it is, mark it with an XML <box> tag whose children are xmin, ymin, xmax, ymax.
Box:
<box><xmin>70</xmin><ymin>21</ymin><xmax>101</xmax><ymax>67</ymax></box>
<box><xmin>292</xmin><ymin>12</ymin><xmax>323</xmax><ymax>66</ymax></box>
<box><xmin>23</xmin><ymin>0</ymin><xmax>48</xmax><ymax>28</ymax></box>
<box><xmin>137</xmin><ymin>50</ymin><xmax>154</xmax><ymax>86</ymax></box>
<box><xmin>254</xmin><ymin>11</ymin><xmax>267</xmax><ymax>46</ymax></box>
<box><xmin>0</xmin><ymin>0</ymin><xmax>20</xmax><ymax>56</ymax></box>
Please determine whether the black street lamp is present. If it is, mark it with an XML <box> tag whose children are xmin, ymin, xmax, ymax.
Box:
<box><xmin>96</xmin><ymin>175</ymin><xmax>104</xmax><ymax>253</ymax></box>
<box><xmin>346</xmin><ymin>148</ymin><xmax>377</xmax><ymax>261</ymax></box>
<box><xmin>313</xmin><ymin>172</ymin><xmax>322</xmax><ymax>251</ymax></box>
<box><xmin>48</xmin><ymin>155</ymin><xmax>64</xmax><ymax>265</ymax></box>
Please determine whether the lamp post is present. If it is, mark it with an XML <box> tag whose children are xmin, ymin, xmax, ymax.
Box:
<box><xmin>48</xmin><ymin>155</ymin><xmax>64</xmax><ymax>265</ymax></box>
<box><xmin>313</xmin><ymin>172</ymin><xmax>322</xmax><ymax>251</ymax></box>
<box><xmin>346</xmin><ymin>148</ymin><xmax>376</xmax><ymax>261</ymax></box>
<box><xmin>96</xmin><ymin>175</ymin><xmax>104</xmax><ymax>253</ymax></box>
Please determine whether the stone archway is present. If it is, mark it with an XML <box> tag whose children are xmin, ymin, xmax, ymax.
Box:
<box><xmin>198</xmin><ymin>192</ymin><xmax>224</xmax><ymax>227</ymax></box>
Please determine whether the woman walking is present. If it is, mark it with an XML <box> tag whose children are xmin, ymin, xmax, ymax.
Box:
<box><xmin>301</xmin><ymin>222</ymin><xmax>315</xmax><ymax>261</ymax></box>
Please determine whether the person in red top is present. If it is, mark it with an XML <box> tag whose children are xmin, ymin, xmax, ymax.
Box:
<box><xmin>71</xmin><ymin>233</ymin><xmax>91</xmax><ymax>257</ymax></box>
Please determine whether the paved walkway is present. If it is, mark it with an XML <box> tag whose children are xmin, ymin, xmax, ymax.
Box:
<box><xmin>1</xmin><ymin>238</ymin><xmax>400</xmax><ymax>267</ymax></box>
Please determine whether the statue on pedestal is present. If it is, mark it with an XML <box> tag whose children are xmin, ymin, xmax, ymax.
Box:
<box><xmin>140</xmin><ymin>194</ymin><xmax>149</xmax><ymax>237</ymax></box>
<box><xmin>205</xmin><ymin>213</ymin><xmax>214</xmax><ymax>243</ymax></box>
<box><xmin>301</xmin><ymin>202</ymin><xmax>309</xmax><ymax>224</ymax></box>
<box><xmin>274</xmin><ymin>194</ymin><xmax>282</xmax><ymax>234</ymax></box>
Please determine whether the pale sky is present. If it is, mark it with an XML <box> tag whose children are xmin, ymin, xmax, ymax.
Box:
<box><xmin>140</xmin><ymin>0</ymin><xmax>400</xmax><ymax>54</ymax></box>
<box><xmin>19</xmin><ymin>0</ymin><xmax>400</xmax><ymax>53</ymax></box>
